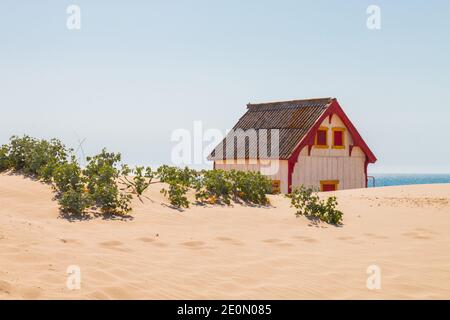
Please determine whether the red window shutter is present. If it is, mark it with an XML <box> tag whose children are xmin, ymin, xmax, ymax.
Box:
<box><xmin>317</xmin><ymin>130</ymin><xmax>327</xmax><ymax>146</ymax></box>
<box><xmin>334</xmin><ymin>131</ymin><xmax>343</xmax><ymax>146</ymax></box>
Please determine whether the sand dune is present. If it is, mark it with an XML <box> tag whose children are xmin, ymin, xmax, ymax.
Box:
<box><xmin>0</xmin><ymin>173</ymin><xmax>449</xmax><ymax>299</ymax></box>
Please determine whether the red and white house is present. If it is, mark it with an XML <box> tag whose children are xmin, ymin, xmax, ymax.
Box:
<box><xmin>208</xmin><ymin>98</ymin><xmax>377</xmax><ymax>193</ymax></box>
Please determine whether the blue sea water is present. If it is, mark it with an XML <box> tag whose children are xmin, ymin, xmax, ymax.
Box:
<box><xmin>368</xmin><ymin>174</ymin><xmax>450</xmax><ymax>188</ymax></box>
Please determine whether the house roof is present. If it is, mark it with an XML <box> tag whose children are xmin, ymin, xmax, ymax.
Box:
<box><xmin>208</xmin><ymin>97</ymin><xmax>377</xmax><ymax>163</ymax></box>
<box><xmin>208</xmin><ymin>98</ymin><xmax>333</xmax><ymax>160</ymax></box>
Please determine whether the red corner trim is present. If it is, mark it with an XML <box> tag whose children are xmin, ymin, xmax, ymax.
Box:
<box><xmin>364</xmin><ymin>157</ymin><xmax>369</xmax><ymax>188</ymax></box>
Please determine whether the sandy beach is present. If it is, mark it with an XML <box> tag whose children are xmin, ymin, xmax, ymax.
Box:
<box><xmin>0</xmin><ymin>173</ymin><xmax>449</xmax><ymax>300</ymax></box>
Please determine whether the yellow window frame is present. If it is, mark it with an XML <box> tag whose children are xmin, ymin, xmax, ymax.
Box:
<box><xmin>314</xmin><ymin>126</ymin><xmax>329</xmax><ymax>149</ymax></box>
<box><xmin>271</xmin><ymin>180</ymin><xmax>281</xmax><ymax>194</ymax></box>
<box><xmin>320</xmin><ymin>180</ymin><xmax>339</xmax><ymax>191</ymax></box>
<box><xmin>332</xmin><ymin>127</ymin><xmax>346</xmax><ymax>149</ymax></box>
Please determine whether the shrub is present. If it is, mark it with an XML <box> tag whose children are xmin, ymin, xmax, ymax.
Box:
<box><xmin>52</xmin><ymin>157</ymin><xmax>85</xmax><ymax>194</ymax></box>
<box><xmin>36</xmin><ymin>138</ymin><xmax>71</xmax><ymax>182</ymax></box>
<box><xmin>157</xmin><ymin>167</ymin><xmax>272</xmax><ymax>207</ymax></box>
<box><xmin>228</xmin><ymin>170</ymin><xmax>272</xmax><ymax>205</ymax></box>
<box><xmin>0</xmin><ymin>134</ymin><xmax>277</xmax><ymax>216</ymax></box>
<box><xmin>0</xmin><ymin>145</ymin><xmax>10</xmax><ymax>173</ymax></box>
<box><xmin>58</xmin><ymin>188</ymin><xmax>92</xmax><ymax>216</ymax></box>
<box><xmin>52</xmin><ymin>158</ymin><xmax>92</xmax><ymax>216</ymax></box>
<box><xmin>322</xmin><ymin>196</ymin><xmax>343</xmax><ymax>225</ymax></box>
<box><xmin>287</xmin><ymin>185</ymin><xmax>343</xmax><ymax>225</ymax></box>
<box><xmin>120</xmin><ymin>165</ymin><xmax>155</xmax><ymax>201</ymax></box>
<box><xmin>161</xmin><ymin>182</ymin><xmax>190</xmax><ymax>208</ymax></box>
<box><xmin>157</xmin><ymin>165</ymin><xmax>198</xmax><ymax>186</ymax></box>
<box><xmin>132</xmin><ymin>166</ymin><xmax>155</xmax><ymax>195</ymax></box>
<box><xmin>83</xmin><ymin>149</ymin><xmax>131</xmax><ymax>215</ymax></box>
<box><xmin>6</xmin><ymin>135</ymin><xmax>33</xmax><ymax>172</ymax></box>
<box><xmin>1</xmin><ymin>135</ymin><xmax>137</xmax><ymax>218</ymax></box>
<box><xmin>4</xmin><ymin>135</ymin><xmax>70</xmax><ymax>181</ymax></box>
<box><xmin>157</xmin><ymin>165</ymin><xmax>198</xmax><ymax>208</ymax></box>
<box><xmin>195</xmin><ymin>169</ymin><xmax>233</xmax><ymax>205</ymax></box>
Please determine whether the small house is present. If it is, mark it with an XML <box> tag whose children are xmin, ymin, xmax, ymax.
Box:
<box><xmin>208</xmin><ymin>98</ymin><xmax>377</xmax><ymax>193</ymax></box>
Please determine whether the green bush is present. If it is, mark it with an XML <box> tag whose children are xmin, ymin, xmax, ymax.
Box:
<box><xmin>58</xmin><ymin>188</ymin><xmax>92</xmax><ymax>216</ymax></box>
<box><xmin>120</xmin><ymin>165</ymin><xmax>155</xmax><ymax>201</ymax></box>
<box><xmin>36</xmin><ymin>138</ymin><xmax>71</xmax><ymax>182</ymax></box>
<box><xmin>157</xmin><ymin>165</ymin><xmax>198</xmax><ymax>186</ymax></box>
<box><xmin>1</xmin><ymin>135</ymin><xmax>137</xmax><ymax>217</ymax></box>
<box><xmin>228</xmin><ymin>170</ymin><xmax>272</xmax><ymax>205</ymax></box>
<box><xmin>83</xmin><ymin>149</ymin><xmax>132</xmax><ymax>215</ymax></box>
<box><xmin>157</xmin><ymin>165</ymin><xmax>198</xmax><ymax>208</ymax></box>
<box><xmin>161</xmin><ymin>183</ymin><xmax>190</xmax><ymax>208</ymax></box>
<box><xmin>52</xmin><ymin>157</ymin><xmax>85</xmax><ymax>194</ymax></box>
<box><xmin>52</xmin><ymin>158</ymin><xmax>92</xmax><ymax>216</ymax></box>
<box><xmin>0</xmin><ymin>145</ymin><xmax>10</xmax><ymax>173</ymax></box>
<box><xmin>194</xmin><ymin>169</ymin><xmax>271</xmax><ymax>205</ymax></box>
<box><xmin>156</xmin><ymin>166</ymin><xmax>272</xmax><ymax>208</ymax></box>
<box><xmin>132</xmin><ymin>166</ymin><xmax>155</xmax><ymax>196</ymax></box>
<box><xmin>0</xmin><ymin>134</ymin><xmax>277</xmax><ymax>216</ymax></box>
<box><xmin>195</xmin><ymin>169</ymin><xmax>233</xmax><ymax>205</ymax></box>
<box><xmin>287</xmin><ymin>185</ymin><xmax>343</xmax><ymax>225</ymax></box>
<box><xmin>5</xmin><ymin>135</ymin><xmax>32</xmax><ymax>172</ymax></box>
<box><xmin>4</xmin><ymin>135</ymin><xmax>70</xmax><ymax>181</ymax></box>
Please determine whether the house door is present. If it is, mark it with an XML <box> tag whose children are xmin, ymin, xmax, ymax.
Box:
<box><xmin>320</xmin><ymin>180</ymin><xmax>339</xmax><ymax>192</ymax></box>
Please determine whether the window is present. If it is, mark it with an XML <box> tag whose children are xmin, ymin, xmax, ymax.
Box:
<box><xmin>320</xmin><ymin>180</ymin><xmax>339</xmax><ymax>192</ymax></box>
<box><xmin>315</xmin><ymin>127</ymin><xmax>328</xmax><ymax>148</ymax></box>
<box><xmin>332</xmin><ymin>127</ymin><xmax>345</xmax><ymax>149</ymax></box>
<box><xmin>271</xmin><ymin>180</ymin><xmax>281</xmax><ymax>194</ymax></box>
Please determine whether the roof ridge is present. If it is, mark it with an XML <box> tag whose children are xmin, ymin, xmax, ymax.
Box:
<box><xmin>247</xmin><ymin>97</ymin><xmax>334</xmax><ymax>108</ymax></box>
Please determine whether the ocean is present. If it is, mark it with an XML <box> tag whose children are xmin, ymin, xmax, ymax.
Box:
<box><xmin>368</xmin><ymin>174</ymin><xmax>450</xmax><ymax>188</ymax></box>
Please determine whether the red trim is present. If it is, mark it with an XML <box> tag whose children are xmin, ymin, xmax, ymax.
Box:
<box><xmin>364</xmin><ymin>157</ymin><xmax>369</xmax><ymax>188</ymax></box>
<box><xmin>307</xmin><ymin>145</ymin><xmax>313</xmax><ymax>156</ymax></box>
<box><xmin>287</xmin><ymin>99</ymin><xmax>377</xmax><ymax>193</ymax></box>
<box><xmin>287</xmin><ymin>161</ymin><xmax>294</xmax><ymax>193</ymax></box>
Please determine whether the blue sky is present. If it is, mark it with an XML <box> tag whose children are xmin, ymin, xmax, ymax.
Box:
<box><xmin>0</xmin><ymin>1</ymin><xmax>449</xmax><ymax>173</ymax></box>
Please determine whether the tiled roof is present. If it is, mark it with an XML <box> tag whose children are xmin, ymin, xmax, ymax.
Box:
<box><xmin>208</xmin><ymin>98</ymin><xmax>333</xmax><ymax>160</ymax></box>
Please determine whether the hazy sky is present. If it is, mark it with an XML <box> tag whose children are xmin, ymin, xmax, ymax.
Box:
<box><xmin>1</xmin><ymin>1</ymin><xmax>449</xmax><ymax>173</ymax></box>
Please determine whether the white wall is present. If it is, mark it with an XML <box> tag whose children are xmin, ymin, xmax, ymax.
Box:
<box><xmin>291</xmin><ymin>114</ymin><xmax>366</xmax><ymax>190</ymax></box>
